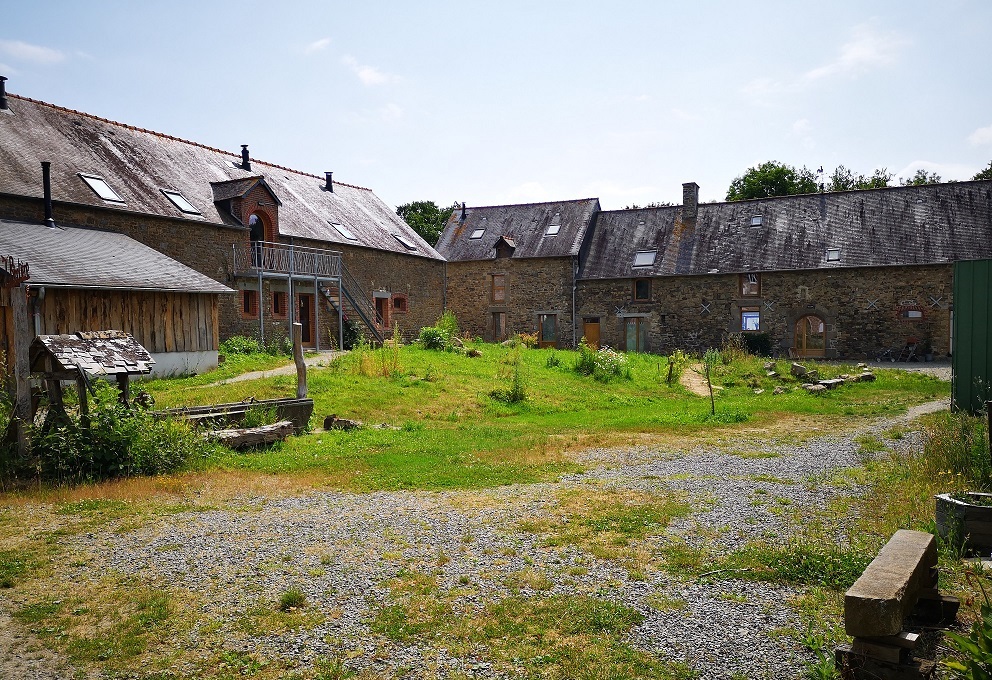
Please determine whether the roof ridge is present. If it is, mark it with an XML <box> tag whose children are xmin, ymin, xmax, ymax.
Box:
<box><xmin>8</xmin><ymin>93</ymin><xmax>372</xmax><ymax>192</ymax></box>
<box><xmin>464</xmin><ymin>197</ymin><xmax>600</xmax><ymax>211</ymax></box>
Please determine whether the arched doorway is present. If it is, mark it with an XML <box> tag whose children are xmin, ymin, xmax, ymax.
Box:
<box><xmin>248</xmin><ymin>213</ymin><xmax>266</xmax><ymax>265</ymax></box>
<box><xmin>794</xmin><ymin>315</ymin><xmax>826</xmax><ymax>357</ymax></box>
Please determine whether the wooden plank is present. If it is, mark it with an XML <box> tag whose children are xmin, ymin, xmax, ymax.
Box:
<box><xmin>182</xmin><ymin>294</ymin><xmax>193</xmax><ymax>352</ymax></box>
<box><xmin>163</xmin><ymin>292</ymin><xmax>175</xmax><ymax>353</ymax></box>
<box><xmin>197</xmin><ymin>294</ymin><xmax>208</xmax><ymax>351</ymax></box>
<box><xmin>210</xmin><ymin>297</ymin><xmax>218</xmax><ymax>350</ymax></box>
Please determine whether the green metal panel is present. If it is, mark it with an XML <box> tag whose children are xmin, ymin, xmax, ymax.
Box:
<box><xmin>953</xmin><ymin>259</ymin><xmax>992</xmax><ymax>413</ymax></box>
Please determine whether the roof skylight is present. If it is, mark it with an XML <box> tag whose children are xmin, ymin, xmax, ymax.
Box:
<box><xmin>161</xmin><ymin>189</ymin><xmax>200</xmax><ymax>215</ymax></box>
<box><xmin>545</xmin><ymin>212</ymin><xmax>562</xmax><ymax>236</ymax></box>
<box><xmin>79</xmin><ymin>173</ymin><xmax>124</xmax><ymax>203</ymax></box>
<box><xmin>329</xmin><ymin>221</ymin><xmax>358</xmax><ymax>241</ymax></box>
<box><xmin>750</xmin><ymin>215</ymin><xmax>763</xmax><ymax>227</ymax></box>
<box><xmin>470</xmin><ymin>228</ymin><xmax>486</xmax><ymax>239</ymax></box>
<box><xmin>826</xmin><ymin>248</ymin><xmax>841</xmax><ymax>262</ymax></box>
<box><xmin>633</xmin><ymin>250</ymin><xmax>657</xmax><ymax>267</ymax></box>
<box><xmin>392</xmin><ymin>233</ymin><xmax>418</xmax><ymax>251</ymax></box>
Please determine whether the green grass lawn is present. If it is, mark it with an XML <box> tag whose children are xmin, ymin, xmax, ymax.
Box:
<box><xmin>143</xmin><ymin>342</ymin><xmax>949</xmax><ymax>492</ymax></box>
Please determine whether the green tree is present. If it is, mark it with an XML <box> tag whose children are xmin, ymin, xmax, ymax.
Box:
<box><xmin>899</xmin><ymin>169</ymin><xmax>943</xmax><ymax>186</ymax></box>
<box><xmin>973</xmin><ymin>161</ymin><xmax>992</xmax><ymax>181</ymax></box>
<box><xmin>396</xmin><ymin>200</ymin><xmax>456</xmax><ymax>247</ymax></box>
<box><xmin>726</xmin><ymin>161</ymin><xmax>818</xmax><ymax>201</ymax></box>
<box><xmin>828</xmin><ymin>165</ymin><xmax>893</xmax><ymax>191</ymax></box>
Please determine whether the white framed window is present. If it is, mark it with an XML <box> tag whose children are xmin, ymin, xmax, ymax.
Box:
<box><xmin>545</xmin><ymin>212</ymin><xmax>562</xmax><ymax>236</ymax></box>
<box><xmin>79</xmin><ymin>173</ymin><xmax>124</xmax><ymax>203</ymax></box>
<box><xmin>741</xmin><ymin>307</ymin><xmax>760</xmax><ymax>331</ymax></box>
<box><xmin>329</xmin><ymin>221</ymin><xmax>358</xmax><ymax>241</ymax></box>
<box><xmin>392</xmin><ymin>233</ymin><xmax>418</xmax><ymax>251</ymax></box>
<box><xmin>161</xmin><ymin>189</ymin><xmax>200</xmax><ymax>214</ymax></box>
<box><xmin>826</xmin><ymin>248</ymin><xmax>841</xmax><ymax>262</ymax></box>
<box><xmin>750</xmin><ymin>215</ymin><xmax>763</xmax><ymax>227</ymax></box>
<box><xmin>470</xmin><ymin>228</ymin><xmax>486</xmax><ymax>239</ymax></box>
<box><xmin>633</xmin><ymin>250</ymin><xmax>657</xmax><ymax>267</ymax></box>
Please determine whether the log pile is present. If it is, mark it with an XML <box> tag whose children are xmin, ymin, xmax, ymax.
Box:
<box><xmin>206</xmin><ymin>420</ymin><xmax>294</xmax><ymax>450</ymax></box>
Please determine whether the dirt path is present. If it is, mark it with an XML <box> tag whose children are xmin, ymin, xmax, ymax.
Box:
<box><xmin>206</xmin><ymin>351</ymin><xmax>344</xmax><ymax>386</ymax></box>
<box><xmin>0</xmin><ymin>609</ymin><xmax>70</xmax><ymax>680</ymax></box>
<box><xmin>679</xmin><ymin>362</ymin><xmax>722</xmax><ymax>397</ymax></box>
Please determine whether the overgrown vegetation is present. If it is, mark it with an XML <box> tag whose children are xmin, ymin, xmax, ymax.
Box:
<box><xmin>2</xmin><ymin>382</ymin><xmax>213</xmax><ymax>485</ymax></box>
<box><xmin>574</xmin><ymin>339</ymin><xmax>631</xmax><ymax>382</ymax></box>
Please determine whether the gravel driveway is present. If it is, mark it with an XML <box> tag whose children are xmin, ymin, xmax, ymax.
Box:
<box><xmin>2</xmin><ymin>399</ymin><xmax>948</xmax><ymax>680</ymax></box>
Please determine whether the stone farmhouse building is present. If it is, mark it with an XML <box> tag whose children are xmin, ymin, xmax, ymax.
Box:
<box><xmin>0</xmin><ymin>78</ymin><xmax>444</xmax><ymax>374</ymax></box>
<box><xmin>437</xmin><ymin>199</ymin><xmax>600</xmax><ymax>347</ymax></box>
<box><xmin>442</xmin><ymin>181</ymin><xmax>992</xmax><ymax>359</ymax></box>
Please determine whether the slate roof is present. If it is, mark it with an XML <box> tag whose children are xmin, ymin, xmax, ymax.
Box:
<box><xmin>0</xmin><ymin>219</ymin><xmax>233</xmax><ymax>293</ymax></box>
<box><xmin>579</xmin><ymin>181</ymin><xmax>992</xmax><ymax>280</ymax></box>
<box><xmin>31</xmin><ymin>331</ymin><xmax>155</xmax><ymax>377</ymax></box>
<box><xmin>0</xmin><ymin>93</ymin><xmax>442</xmax><ymax>260</ymax></box>
<box><xmin>436</xmin><ymin>198</ymin><xmax>600</xmax><ymax>261</ymax></box>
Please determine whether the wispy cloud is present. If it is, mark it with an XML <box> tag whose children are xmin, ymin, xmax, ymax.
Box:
<box><xmin>894</xmin><ymin>160</ymin><xmax>975</xmax><ymax>183</ymax></box>
<box><xmin>0</xmin><ymin>62</ymin><xmax>14</xmax><ymax>75</ymax></box>
<box><xmin>802</xmin><ymin>24</ymin><xmax>906</xmax><ymax>82</ymax></box>
<box><xmin>304</xmin><ymin>37</ymin><xmax>331</xmax><ymax>54</ymax></box>
<box><xmin>741</xmin><ymin>23</ymin><xmax>907</xmax><ymax>100</ymax></box>
<box><xmin>0</xmin><ymin>39</ymin><xmax>64</xmax><ymax>64</ymax></box>
<box><xmin>969</xmin><ymin>124</ymin><xmax>992</xmax><ymax>146</ymax></box>
<box><xmin>341</xmin><ymin>55</ymin><xmax>396</xmax><ymax>86</ymax></box>
<box><xmin>379</xmin><ymin>103</ymin><xmax>403</xmax><ymax>122</ymax></box>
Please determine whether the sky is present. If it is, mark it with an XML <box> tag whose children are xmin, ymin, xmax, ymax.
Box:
<box><xmin>2</xmin><ymin>1</ymin><xmax>991</xmax><ymax>211</ymax></box>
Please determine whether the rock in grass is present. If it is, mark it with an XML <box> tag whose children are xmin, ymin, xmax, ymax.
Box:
<box><xmin>773</xmin><ymin>386</ymin><xmax>786</xmax><ymax>395</ymax></box>
<box><xmin>790</xmin><ymin>363</ymin><xmax>807</xmax><ymax>378</ymax></box>
<box><xmin>802</xmin><ymin>384</ymin><xmax>827</xmax><ymax>394</ymax></box>
<box><xmin>324</xmin><ymin>415</ymin><xmax>362</xmax><ymax>430</ymax></box>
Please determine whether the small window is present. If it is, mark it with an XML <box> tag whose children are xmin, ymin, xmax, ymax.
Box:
<box><xmin>750</xmin><ymin>215</ymin><xmax>763</xmax><ymax>227</ymax></box>
<box><xmin>633</xmin><ymin>279</ymin><xmax>651</xmax><ymax>301</ymax></box>
<box><xmin>826</xmin><ymin>248</ymin><xmax>841</xmax><ymax>262</ymax></box>
<box><xmin>470</xmin><ymin>228</ymin><xmax>486</xmax><ymax>239</ymax></box>
<box><xmin>545</xmin><ymin>212</ymin><xmax>562</xmax><ymax>236</ymax></box>
<box><xmin>492</xmin><ymin>274</ymin><xmax>506</xmax><ymax>303</ymax></box>
<box><xmin>272</xmin><ymin>291</ymin><xmax>288</xmax><ymax>318</ymax></box>
<box><xmin>79</xmin><ymin>173</ymin><xmax>125</xmax><ymax>203</ymax></box>
<box><xmin>161</xmin><ymin>189</ymin><xmax>200</xmax><ymax>214</ymax></box>
<box><xmin>329</xmin><ymin>221</ymin><xmax>358</xmax><ymax>241</ymax></box>
<box><xmin>392</xmin><ymin>233</ymin><xmax>418</xmax><ymax>250</ymax></box>
<box><xmin>392</xmin><ymin>294</ymin><xmax>408</xmax><ymax>313</ymax></box>
<box><xmin>633</xmin><ymin>250</ymin><xmax>657</xmax><ymax>267</ymax></box>
<box><xmin>902</xmin><ymin>309</ymin><xmax>924</xmax><ymax>319</ymax></box>
<box><xmin>741</xmin><ymin>307</ymin><xmax>760</xmax><ymax>331</ymax></box>
<box><xmin>741</xmin><ymin>273</ymin><xmax>761</xmax><ymax>297</ymax></box>
<box><xmin>241</xmin><ymin>290</ymin><xmax>258</xmax><ymax>318</ymax></box>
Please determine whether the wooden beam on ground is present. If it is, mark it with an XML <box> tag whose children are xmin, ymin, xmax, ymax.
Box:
<box><xmin>206</xmin><ymin>420</ymin><xmax>294</xmax><ymax>450</ymax></box>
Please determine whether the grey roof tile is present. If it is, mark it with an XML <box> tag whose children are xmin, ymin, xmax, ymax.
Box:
<box><xmin>0</xmin><ymin>219</ymin><xmax>234</xmax><ymax>293</ymax></box>
<box><xmin>436</xmin><ymin>198</ymin><xmax>600</xmax><ymax>261</ymax></box>
<box><xmin>579</xmin><ymin>182</ymin><xmax>992</xmax><ymax>279</ymax></box>
<box><xmin>0</xmin><ymin>94</ymin><xmax>442</xmax><ymax>260</ymax></box>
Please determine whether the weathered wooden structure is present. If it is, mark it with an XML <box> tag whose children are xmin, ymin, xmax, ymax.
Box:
<box><xmin>28</xmin><ymin>331</ymin><xmax>155</xmax><ymax>431</ymax></box>
<box><xmin>836</xmin><ymin>530</ymin><xmax>958</xmax><ymax>679</ymax></box>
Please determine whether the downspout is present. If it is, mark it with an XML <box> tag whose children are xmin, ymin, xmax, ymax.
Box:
<box><xmin>571</xmin><ymin>255</ymin><xmax>578</xmax><ymax>348</ymax></box>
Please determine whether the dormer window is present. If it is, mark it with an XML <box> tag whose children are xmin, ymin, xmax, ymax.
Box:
<box><xmin>545</xmin><ymin>212</ymin><xmax>562</xmax><ymax>236</ymax></box>
<box><xmin>79</xmin><ymin>173</ymin><xmax>124</xmax><ymax>203</ymax></box>
<box><xmin>633</xmin><ymin>250</ymin><xmax>657</xmax><ymax>268</ymax></box>
<box><xmin>392</xmin><ymin>233</ymin><xmax>418</xmax><ymax>251</ymax></box>
<box><xmin>826</xmin><ymin>248</ymin><xmax>841</xmax><ymax>262</ymax></box>
<box><xmin>161</xmin><ymin>189</ymin><xmax>200</xmax><ymax>215</ymax></box>
<box><xmin>329</xmin><ymin>221</ymin><xmax>358</xmax><ymax>241</ymax></box>
<box><xmin>750</xmin><ymin>215</ymin><xmax>763</xmax><ymax>227</ymax></box>
<box><xmin>470</xmin><ymin>228</ymin><xmax>486</xmax><ymax>239</ymax></box>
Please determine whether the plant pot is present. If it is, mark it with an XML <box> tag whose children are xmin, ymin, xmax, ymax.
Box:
<box><xmin>935</xmin><ymin>492</ymin><xmax>992</xmax><ymax>555</ymax></box>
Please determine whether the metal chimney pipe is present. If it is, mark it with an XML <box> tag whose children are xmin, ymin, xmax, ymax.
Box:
<box><xmin>241</xmin><ymin>144</ymin><xmax>251</xmax><ymax>171</ymax></box>
<box><xmin>460</xmin><ymin>202</ymin><xmax>466</xmax><ymax>220</ymax></box>
<box><xmin>0</xmin><ymin>76</ymin><xmax>8</xmax><ymax>110</ymax></box>
<box><xmin>41</xmin><ymin>161</ymin><xmax>55</xmax><ymax>227</ymax></box>
<box><xmin>325</xmin><ymin>171</ymin><xmax>333</xmax><ymax>192</ymax></box>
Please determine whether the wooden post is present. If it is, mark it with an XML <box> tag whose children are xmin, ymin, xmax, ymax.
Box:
<box><xmin>75</xmin><ymin>373</ymin><xmax>89</xmax><ymax>430</ymax></box>
<box><xmin>293</xmin><ymin>322</ymin><xmax>307</xmax><ymax>398</ymax></box>
<box><xmin>12</xmin><ymin>285</ymin><xmax>32</xmax><ymax>456</ymax></box>
<box><xmin>116</xmin><ymin>373</ymin><xmax>130</xmax><ymax>408</ymax></box>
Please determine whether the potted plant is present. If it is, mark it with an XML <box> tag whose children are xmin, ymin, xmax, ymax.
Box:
<box><xmin>936</xmin><ymin>492</ymin><xmax>992</xmax><ymax>555</ymax></box>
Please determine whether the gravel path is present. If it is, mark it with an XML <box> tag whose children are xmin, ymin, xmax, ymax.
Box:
<box><xmin>1</xmin><ymin>399</ymin><xmax>948</xmax><ymax>679</ymax></box>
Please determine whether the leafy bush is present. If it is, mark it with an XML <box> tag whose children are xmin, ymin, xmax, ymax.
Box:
<box><xmin>220</xmin><ymin>335</ymin><xmax>264</xmax><ymax>355</ymax></box>
<box><xmin>944</xmin><ymin>572</ymin><xmax>992</xmax><ymax>679</ymax></box>
<box><xmin>436</xmin><ymin>311</ymin><xmax>460</xmax><ymax>341</ymax></box>
<box><xmin>419</xmin><ymin>326</ymin><xmax>448</xmax><ymax>350</ymax></box>
<box><xmin>490</xmin><ymin>346</ymin><xmax>527</xmax><ymax>403</ymax></box>
<box><xmin>545</xmin><ymin>351</ymin><xmax>562</xmax><ymax>368</ymax></box>
<box><xmin>721</xmin><ymin>334</ymin><xmax>749</xmax><ymax>364</ymax></box>
<box><xmin>342</xmin><ymin>317</ymin><xmax>362</xmax><ymax>350</ymax></box>
<box><xmin>517</xmin><ymin>332</ymin><xmax>538</xmax><ymax>349</ymax></box>
<box><xmin>8</xmin><ymin>382</ymin><xmax>212</xmax><ymax>484</ymax></box>
<box><xmin>278</xmin><ymin>587</ymin><xmax>306</xmax><ymax>611</ymax></box>
<box><xmin>920</xmin><ymin>411</ymin><xmax>992</xmax><ymax>489</ymax></box>
<box><xmin>574</xmin><ymin>340</ymin><xmax>631</xmax><ymax>382</ymax></box>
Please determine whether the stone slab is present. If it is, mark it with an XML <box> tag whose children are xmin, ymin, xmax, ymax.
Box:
<box><xmin>845</xmin><ymin>529</ymin><xmax>937</xmax><ymax>638</ymax></box>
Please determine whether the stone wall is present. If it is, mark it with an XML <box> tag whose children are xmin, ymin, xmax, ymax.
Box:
<box><xmin>445</xmin><ymin>256</ymin><xmax>577</xmax><ymax>346</ymax></box>
<box><xmin>576</xmin><ymin>264</ymin><xmax>953</xmax><ymax>359</ymax></box>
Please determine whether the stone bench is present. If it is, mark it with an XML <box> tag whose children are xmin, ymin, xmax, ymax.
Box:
<box><xmin>836</xmin><ymin>529</ymin><xmax>958</xmax><ymax>679</ymax></box>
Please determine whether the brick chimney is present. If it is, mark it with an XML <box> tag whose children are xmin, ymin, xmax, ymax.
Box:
<box><xmin>682</xmin><ymin>182</ymin><xmax>699</xmax><ymax>219</ymax></box>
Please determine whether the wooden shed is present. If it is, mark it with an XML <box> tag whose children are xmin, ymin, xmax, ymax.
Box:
<box><xmin>0</xmin><ymin>219</ymin><xmax>232</xmax><ymax>377</ymax></box>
